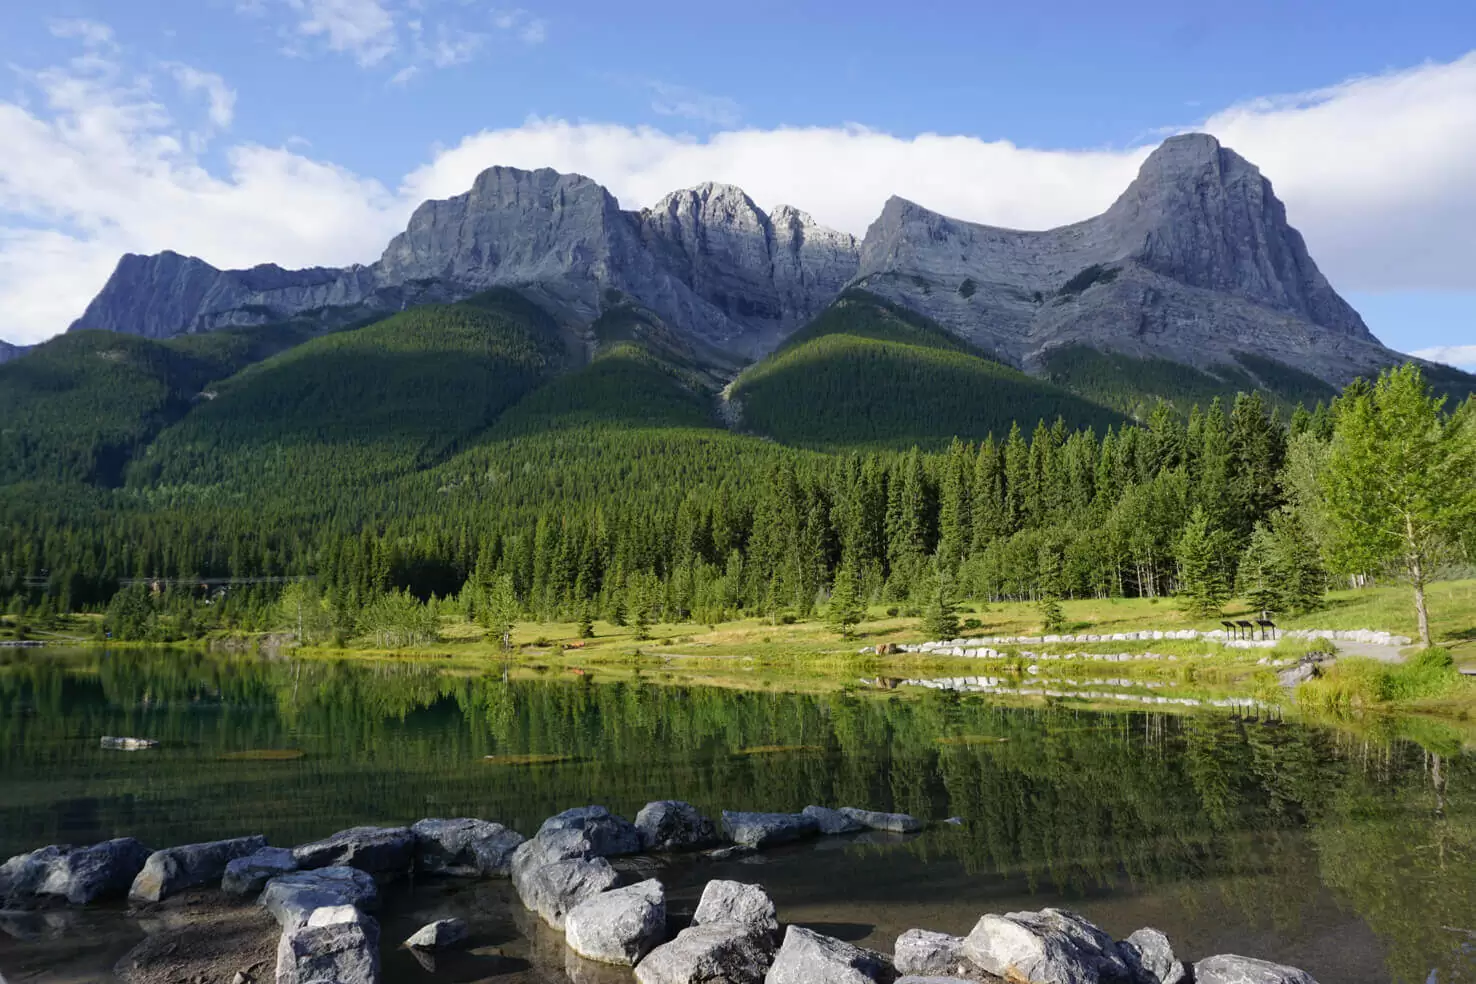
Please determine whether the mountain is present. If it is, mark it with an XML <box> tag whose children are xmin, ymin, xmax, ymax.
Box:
<box><xmin>854</xmin><ymin>133</ymin><xmax>1391</xmax><ymax>384</ymax></box>
<box><xmin>71</xmin><ymin>170</ymin><xmax>858</xmax><ymax>359</ymax></box>
<box><xmin>0</xmin><ymin>341</ymin><xmax>29</xmax><ymax>365</ymax></box>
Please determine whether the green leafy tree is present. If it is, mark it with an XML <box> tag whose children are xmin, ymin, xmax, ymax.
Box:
<box><xmin>826</xmin><ymin>562</ymin><xmax>866</xmax><ymax>638</ymax></box>
<box><xmin>278</xmin><ymin>579</ymin><xmax>330</xmax><ymax>645</ymax></box>
<box><xmin>477</xmin><ymin>573</ymin><xmax>519</xmax><ymax>650</ymax></box>
<box><xmin>1321</xmin><ymin>366</ymin><xmax>1476</xmax><ymax>645</ymax></box>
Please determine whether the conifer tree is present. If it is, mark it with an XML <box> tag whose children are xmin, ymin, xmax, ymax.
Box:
<box><xmin>1176</xmin><ymin>506</ymin><xmax>1232</xmax><ymax>618</ymax></box>
<box><xmin>826</xmin><ymin>562</ymin><xmax>866</xmax><ymax>638</ymax></box>
<box><xmin>919</xmin><ymin>557</ymin><xmax>959</xmax><ymax>640</ymax></box>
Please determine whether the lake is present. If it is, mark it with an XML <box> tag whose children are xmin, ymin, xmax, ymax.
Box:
<box><xmin>0</xmin><ymin>647</ymin><xmax>1472</xmax><ymax>983</ymax></box>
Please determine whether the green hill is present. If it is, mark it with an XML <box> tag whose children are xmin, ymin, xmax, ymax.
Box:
<box><xmin>728</xmin><ymin>291</ymin><xmax>1125</xmax><ymax>449</ymax></box>
<box><xmin>129</xmin><ymin>289</ymin><xmax>568</xmax><ymax>496</ymax></box>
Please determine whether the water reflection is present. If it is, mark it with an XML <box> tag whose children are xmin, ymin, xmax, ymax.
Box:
<box><xmin>0</xmin><ymin>648</ymin><xmax>1471</xmax><ymax>984</ymax></box>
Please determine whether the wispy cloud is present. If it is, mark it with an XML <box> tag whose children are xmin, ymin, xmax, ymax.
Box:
<box><xmin>647</xmin><ymin>81</ymin><xmax>741</xmax><ymax>127</ymax></box>
<box><xmin>288</xmin><ymin>0</ymin><xmax>397</xmax><ymax>66</ymax></box>
<box><xmin>167</xmin><ymin>64</ymin><xmax>237</xmax><ymax>129</ymax></box>
<box><xmin>1413</xmin><ymin>345</ymin><xmax>1476</xmax><ymax>370</ymax></box>
<box><xmin>492</xmin><ymin>8</ymin><xmax>547</xmax><ymax>45</ymax></box>
<box><xmin>48</xmin><ymin>18</ymin><xmax>117</xmax><ymax>49</ymax></box>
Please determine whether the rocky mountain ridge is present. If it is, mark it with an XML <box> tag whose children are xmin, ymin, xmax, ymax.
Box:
<box><xmin>53</xmin><ymin>133</ymin><xmax>1408</xmax><ymax>384</ymax></box>
<box><xmin>0</xmin><ymin>341</ymin><xmax>27</xmax><ymax>365</ymax></box>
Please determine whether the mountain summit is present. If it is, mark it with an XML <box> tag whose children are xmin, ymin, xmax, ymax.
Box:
<box><xmin>66</xmin><ymin>134</ymin><xmax>1403</xmax><ymax>383</ymax></box>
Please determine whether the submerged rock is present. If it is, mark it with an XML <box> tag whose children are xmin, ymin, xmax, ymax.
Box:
<box><xmin>765</xmin><ymin>925</ymin><xmax>896</xmax><ymax>984</ymax></box>
<box><xmin>412</xmin><ymin>817</ymin><xmax>525</xmax><ymax>876</ymax></box>
<box><xmin>721</xmin><ymin>811</ymin><xmax>819</xmax><ymax>849</ymax></box>
<box><xmin>292</xmin><ymin>825</ymin><xmax>415</xmax><ymax>873</ymax></box>
<box><xmin>691</xmin><ymin>879</ymin><xmax>778</xmax><ymax>937</ymax></box>
<box><xmin>1195</xmin><ymin>955</ymin><xmax>1319</xmax><ymax>984</ymax></box>
<box><xmin>100</xmin><ymin>736</ymin><xmax>158</xmax><ymax>750</ymax></box>
<box><xmin>636</xmin><ymin>923</ymin><xmax>775</xmax><ymax>984</ymax></box>
<box><xmin>801</xmin><ymin>806</ymin><xmax>865</xmax><ymax>835</ymax></box>
<box><xmin>37</xmin><ymin>838</ymin><xmax>152</xmax><ymax>905</ymax></box>
<box><xmin>223</xmin><ymin>847</ymin><xmax>298</xmax><ymax>896</ymax></box>
<box><xmin>129</xmin><ymin>835</ymin><xmax>268</xmax><ymax>903</ymax></box>
<box><xmin>635</xmin><ymin>801</ymin><xmax>720</xmax><ymax>852</ymax></box>
<box><xmin>1119</xmin><ymin>928</ymin><xmax>1186</xmax><ymax>984</ymax></box>
<box><xmin>564</xmin><ymin>878</ymin><xmax>665</xmax><ymax>965</ymax></box>
<box><xmin>538</xmin><ymin>806</ymin><xmax>643</xmax><ymax>857</ymax></box>
<box><xmin>962</xmin><ymin>908</ymin><xmax>1130</xmax><ymax>984</ymax></box>
<box><xmin>405</xmin><ymin>916</ymin><xmax>469</xmax><ymax>949</ymax></box>
<box><xmin>516</xmin><ymin>856</ymin><xmax>619</xmax><ymax>930</ymax></box>
<box><xmin>275</xmin><ymin>904</ymin><xmax>380</xmax><ymax>984</ymax></box>
<box><xmin>893</xmin><ymin>929</ymin><xmax>976</xmax><ymax>978</ymax></box>
<box><xmin>837</xmin><ymin>808</ymin><xmax>923</xmax><ymax>834</ymax></box>
<box><xmin>259</xmin><ymin>867</ymin><xmax>378</xmax><ymax>930</ymax></box>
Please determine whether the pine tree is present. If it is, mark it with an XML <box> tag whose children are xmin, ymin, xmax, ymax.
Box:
<box><xmin>1176</xmin><ymin>507</ymin><xmax>1232</xmax><ymax>618</ymax></box>
<box><xmin>826</xmin><ymin>562</ymin><xmax>866</xmax><ymax>638</ymax></box>
<box><xmin>1036</xmin><ymin>545</ymin><xmax>1066</xmax><ymax>632</ymax></box>
<box><xmin>919</xmin><ymin>557</ymin><xmax>959</xmax><ymax>640</ymax></box>
<box><xmin>577</xmin><ymin>604</ymin><xmax>595</xmax><ymax>639</ymax></box>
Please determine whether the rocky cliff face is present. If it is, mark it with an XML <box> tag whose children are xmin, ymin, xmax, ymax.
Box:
<box><xmin>854</xmin><ymin>133</ymin><xmax>1391</xmax><ymax>383</ymax></box>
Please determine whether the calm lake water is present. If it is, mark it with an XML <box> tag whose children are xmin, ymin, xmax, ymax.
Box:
<box><xmin>0</xmin><ymin>647</ymin><xmax>1472</xmax><ymax>983</ymax></box>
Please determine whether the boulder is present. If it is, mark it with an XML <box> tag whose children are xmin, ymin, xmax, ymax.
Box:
<box><xmin>0</xmin><ymin>845</ymin><xmax>69</xmax><ymax>905</ymax></box>
<box><xmin>691</xmin><ymin>880</ymin><xmax>778</xmax><ymax>937</ymax></box>
<box><xmin>129</xmin><ymin>835</ymin><xmax>268</xmax><ymax>902</ymax></box>
<box><xmin>259</xmin><ymin>867</ymin><xmax>378</xmax><ymax>930</ymax></box>
<box><xmin>635</xmin><ymin>801</ymin><xmax>720</xmax><ymax>852</ymax></box>
<box><xmin>292</xmin><ymin>825</ymin><xmax>415</xmax><ymax>873</ymax></box>
<box><xmin>405</xmin><ymin>916</ymin><xmax>469</xmax><ymax>949</ymax></box>
<box><xmin>511</xmin><ymin>828</ymin><xmax>598</xmax><ymax>906</ymax></box>
<box><xmin>721</xmin><ymin>811</ymin><xmax>819</xmax><ymax>849</ymax></box>
<box><xmin>37</xmin><ymin>838</ymin><xmax>152</xmax><ymax>905</ymax></box>
<box><xmin>516</xmin><ymin>856</ymin><xmax>619</xmax><ymax>930</ymax></box>
<box><xmin>275</xmin><ymin>904</ymin><xmax>380</xmax><ymax>984</ymax></box>
<box><xmin>837</xmin><ymin>808</ymin><xmax>923</xmax><ymax>834</ymax></box>
<box><xmin>223</xmin><ymin>847</ymin><xmax>298</xmax><ymax>896</ymax></box>
<box><xmin>1194</xmin><ymin>955</ymin><xmax>1319</xmax><ymax>984</ymax></box>
<box><xmin>765</xmin><ymin>925</ymin><xmax>895</xmax><ymax>984</ymax></box>
<box><xmin>564</xmin><ymin>878</ymin><xmax>666</xmax><ymax>965</ymax></box>
<box><xmin>894</xmin><ymin>929</ymin><xmax>975</xmax><ymax>978</ymax></box>
<box><xmin>538</xmin><ymin>806</ymin><xmax>642</xmax><ymax>857</ymax></box>
<box><xmin>1119</xmin><ymin>929</ymin><xmax>1186</xmax><ymax>984</ymax></box>
<box><xmin>636</xmin><ymin>923</ymin><xmax>775</xmax><ymax>984</ymax></box>
<box><xmin>895</xmin><ymin>978</ymin><xmax>977</xmax><ymax>983</ymax></box>
<box><xmin>801</xmin><ymin>806</ymin><xmax>865</xmax><ymax>835</ymax></box>
<box><xmin>962</xmin><ymin>909</ymin><xmax>1130</xmax><ymax>984</ymax></box>
<box><xmin>411</xmin><ymin>818</ymin><xmax>525</xmax><ymax>876</ymax></box>
<box><xmin>100</xmin><ymin>736</ymin><xmax>158</xmax><ymax>750</ymax></box>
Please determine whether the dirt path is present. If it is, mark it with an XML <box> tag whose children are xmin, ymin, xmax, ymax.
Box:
<box><xmin>1334</xmin><ymin>641</ymin><xmax>1407</xmax><ymax>663</ymax></box>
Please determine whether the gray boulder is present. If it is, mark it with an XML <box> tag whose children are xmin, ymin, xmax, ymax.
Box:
<box><xmin>1195</xmin><ymin>955</ymin><xmax>1319</xmax><ymax>984</ymax></box>
<box><xmin>405</xmin><ymin>916</ymin><xmax>469</xmax><ymax>949</ymax></box>
<box><xmin>636</xmin><ymin>923</ymin><xmax>775</xmax><ymax>984</ymax></box>
<box><xmin>100</xmin><ymin>736</ymin><xmax>158</xmax><ymax>750</ymax></box>
<box><xmin>837</xmin><ymin>808</ymin><xmax>923</xmax><ymax>834</ymax></box>
<box><xmin>691</xmin><ymin>880</ymin><xmax>779</xmax><ymax>937</ymax></box>
<box><xmin>223</xmin><ymin>847</ymin><xmax>298</xmax><ymax>896</ymax></box>
<box><xmin>1120</xmin><ymin>929</ymin><xmax>1186</xmax><ymax>984</ymax></box>
<box><xmin>293</xmin><ymin>825</ymin><xmax>415</xmax><ymax>873</ymax></box>
<box><xmin>564</xmin><ymin>878</ymin><xmax>665</xmax><ymax>965</ymax></box>
<box><xmin>37</xmin><ymin>838</ymin><xmax>152</xmax><ymax>905</ymax></box>
<box><xmin>894</xmin><ymin>929</ymin><xmax>975</xmax><ymax>978</ymax></box>
<box><xmin>511</xmin><ymin>828</ymin><xmax>598</xmax><ymax>905</ymax></box>
<box><xmin>275</xmin><ymin>904</ymin><xmax>380</xmax><ymax>984</ymax></box>
<box><xmin>538</xmin><ymin>806</ymin><xmax>642</xmax><ymax>857</ymax></box>
<box><xmin>895</xmin><ymin>978</ymin><xmax>979</xmax><ymax>983</ymax></box>
<box><xmin>259</xmin><ymin>867</ymin><xmax>378</xmax><ymax>930</ymax></box>
<box><xmin>0</xmin><ymin>846</ymin><xmax>69</xmax><ymax>904</ymax></box>
<box><xmin>962</xmin><ymin>908</ymin><xmax>1130</xmax><ymax>984</ymax></box>
<box><xmin>411</xmin><ymin>818</ymin><xmax>525</xmax><ymax>876</ymax></box>
<box><xmin>721</xmin><ymin>811</ymin><xmax>819</xmax><ymax>849</ymax></box>
<box><xmin>129</xmin><ymin>834</ymin><xmax>267</xmax><ymax>903</ymax></box>
<box><xmin>765</xmin><ymin>925</ymin><xmax>895</xmax><ymax>984</ymax></box>
<box><xmin>802</xmin><ymin>806</ymin><xmax>865</xmax><ymax>835</ymax></box>
<box><xmin>635</xmin><ymin>801</ymin><xmax>720</xmax><ymax>852</ymax></box>
<box><xmin>516</xmin><ymin>856</ymin><xmax>620</xmax><ymax>930</ymax></box>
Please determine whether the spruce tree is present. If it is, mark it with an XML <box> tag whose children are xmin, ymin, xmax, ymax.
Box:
<box><xmin>919</xmin><ymin>558</ymin><xmax>959</xmax><ymax>640</ymax></box>
<box><xmin>827</xmin><ymin>562</ymin><xmax>866</xmax><ymax>638</ymax></box>
<box><xmin>1176</xmin><ymin>507</ymin><xmax>1232</xmax><ymax>618</ymax></box>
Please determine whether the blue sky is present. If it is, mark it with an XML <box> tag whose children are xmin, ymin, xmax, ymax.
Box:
<box><xmin>1</xmin><ymin>0</ymin><xmax>1473</xmax><ymax>365</ymax></box>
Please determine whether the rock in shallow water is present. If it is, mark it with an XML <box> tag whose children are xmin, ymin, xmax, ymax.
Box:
<box><xmin>292</xmin><ymin>825</ymin><xmax>415</xmax><ymax>873</ymax></box>
<box><xmin>223</xmin><ymin>847</ymin><xmax>298</xmax><ymax>896</ymax></box>
<box><xmin>801</xmin><ymin>806</ymin><xmax>865</xmax><ymax>835</ymax></box>
<box><xmin>405</xmin><ymin>916</ymin><xmax>469</xmax><ymax>949</ymax></box>
<box><xmin>893</xmin><ymin>929</ymin><xmax>975</xmax><ymax>978</ymax></box>
<box><xmin>259</xmin><ymin>866</ymin><xmax>378</xmax><ymax>929</ymax></box>
<box><xmin>721</xmin><ymin>811</ymin><xmax>819</xmax><ymax>849</ymax></box>
<box><xmin>538</xmin><ymin>806</ymin><xmax>642</xmax><ymax>857</ymax></box>
<box><xmin>564</xmin><ymin>878</ymin><xmax>665</xmax><ymax>965</ymax></box>
<box><xmin>516</xmin><ymin>856</ymin><xmax>620</xmax><ymax>929</ymax></box>
<box><xmin>275</xmin><ymin>904</ymin><xmax>380</xmax><ymax>984</ymax></box>
<box><xmin>635</xmin><ymin>923</ymin><xmax>775</xmax><ymax>984</ymax></box>
<box><xmin>411</xmin><ymin>817</ymin><xmax>525</xmax><ymax>876</ymax></box>
<box><xmin>1194</xmin><ymin>954</ymin><xmax>1320</xmax><ymax>984</ymax></box>
<box><xmin>691</xmin><ymin>879</ymin><xmax>778</xmax><ymax>937</ymax></box>
<box><xmin>765</xmin><ymin>925</ymin><xmax>896</xmax><ymax>984</ymax></box>
<box><xmin>37</xmin><ymin>838</ymin><xmax>152</xmax><ymax>905</ymax></box>
<box><xmin>1120</xmin><ymin>928</ymin><xmax>1186</xmax><ymax>984</ymax></box>
<box><xmin>837</xmin><ymin>808</ymin><xmax>923</xmax><ymax>834</ymax></box>
<box><xmin>962</xmin><ymin>908</ymin><xmax>1129</xmax><ymax>984</ymax></box>
<box><xmin>635</xmin><ymin>801</ymin><xmax>719</xmax><ymax>852</ymax></box>
<box><xmin>129</xmin><ymin>835</ymin><xmax>268</xmax><ymax>903</ymax></box>
<box><xmin>100</xmin><ymin>736</ymin><xmax>158</xmax><ymax>750</ymax></box>
<box><xmin>0</xmin><ymin>845</ymin><xmax>69</xmax><ymax>905</ymax></box>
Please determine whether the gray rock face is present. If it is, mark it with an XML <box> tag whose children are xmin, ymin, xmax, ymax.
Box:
<box><xmin>721</xmin><ymin>811</ymin><xmax>820</xmax><ymax>849</ymax></box>
<box><xmin>516</xmin><ymin>856</ymin><xmax>620</xmax><ymax>930</ymax></box>
<box><xmin>223</xmin><ymin>847</ymin><xmax>298</xmax><ymax>897</ymax></box>
<box><xmin>275</xmin><ymin>904</ymin><xmax>380</xmax><ymax>984</ymax></box>
<box><xmin>1120</xmin><ymin>928</ymin><xmax>1186</xmax><ymax>984</ymax></box>
<box><xmin>854</xmin><ymin>133</ymin><xmax>1399</xmax><ymax>384</ymax></box>
<box><xmin>405</xmin><ymin>917</ymin><xmax>469</xmax><ymax>949</ymax></box>
<box><xmin>961</xmin><ymin>908</ymin><xmax>1131</xmax><ymax>984</ymax></box>
<box><xmin>1194</xmin><ymin>955</ymin><xmax>1319</xmax><ymax>984</ymax></box>
<box><xmin>636</xmin><ymin>922</ymin><xmax>775</xmax><ymax>984</ymax></box>
<box><xmin>411</xmin><ymin>817</ymin><xmax>525</xmax><ymax>876</ymax></box>
<box><xmin>129</xmin><ymin>835</ymin><xmax>267</xmax><ymax>903</ymax></box>
<box><xmin>292</xmin><ymin>825</ymin><xmax>415</xmax><ymax>873</ymax></box>
<box><xmin>35</xmin><ymin>838</ymin><xmax>152</xmax><ymax>905</ymax></box>
<box><xmin>801</xmin><ymin>806</ymin><xmax>865</xmax><ymax>835</ymax></box>
<box><xmin>691</xmin><ymin>880</ymin><xmax>779</xmax><ymax>937</ymax></box>
<box><xmin>259</xmin><ymin>867</ymin><xmax>378</xmax><ymax>930</ymax></box>
<box><xmin>635</xmin><ymin>800</ymin><xmax>720</xmax><ymax>852</ymax></box>
<box><xmin>765</xmin><ymin>925</ymin><xmax>896</xmax><ymax>984</ymax></box>
<box><xmin>893</xmin><ymin>929</ymin><xmax>975</xmax><ymax>978</ymax></box>
<box><xmin>537</xmin><ymin>806</ymin><xmax>642</xmax><ymax>857</ymax></box>
<box><xmin>563</xmin><ymin>878</ymin><xmax>665</xmax><ymax>965</ymax></box>
<box><xmin>837</xmin><ymin>808</ymin><xmax>923</xmax><ymax>834</ymax></box>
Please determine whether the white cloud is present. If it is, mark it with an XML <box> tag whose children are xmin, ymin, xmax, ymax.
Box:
<box><xmin>647</xmin><ymin>82</ymin><xmax>741</xmax><ymax>128</ymax></box>
<box><xmin>289</xmin><ymin>0</ymin><xmax>397</xmax><ymax>65</ymax></box>
<box><xmin>167</xmin><ymin>64</ymin><xmax>236</xmax><ymax>129</ymax></box>
<box><xmin>1413</xmin><ymin>345</ymin><xmax>1476</xmax><ymax>370</ymax></box>
<box><xmin>48</xmin><ymin>18</ymin><xmax>116</xmax><ymax>49</ymax></box>
<box><xmin>492</xmin><ymin>8</ymin><xmax>546</xmax><ymax>45</ymax></box>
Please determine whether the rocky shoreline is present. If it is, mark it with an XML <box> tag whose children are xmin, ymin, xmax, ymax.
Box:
<box><xmin>1</xmin><ymin>803</ymin><xmax>1322</xmax><ymax>984</ymax></box>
